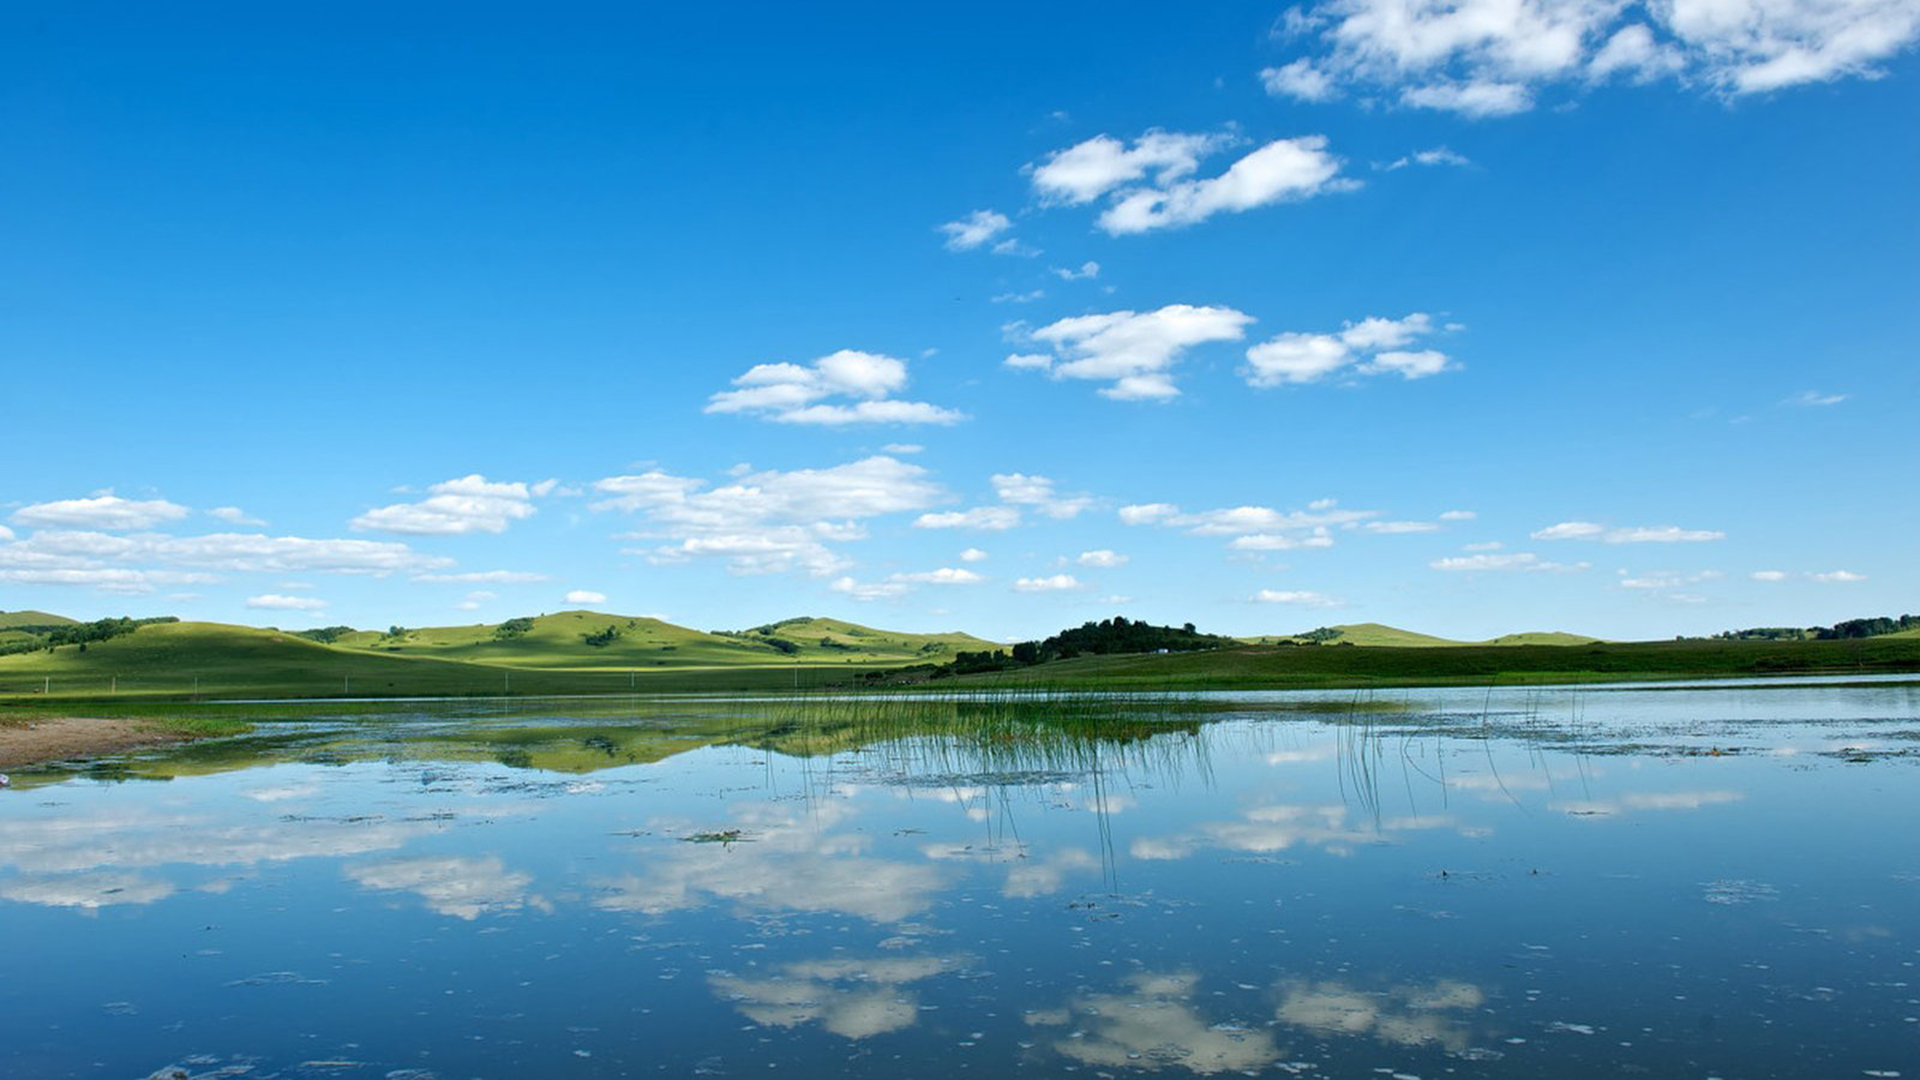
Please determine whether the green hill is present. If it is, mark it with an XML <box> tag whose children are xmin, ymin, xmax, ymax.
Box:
<box><xmin>0</xmin><ymin>619</ymin><xmax>900</xmax><ymax>701</ymax></box>
<box><xmin>324</xmin><ymin>610</ymin><xmax>998</xmax><ymax>670</ymax></box>
<box><xmin>0</xmin><ymin>610</ymin><xmax>80</xmax><ymax>629</ymax></box>
<box><xmin>1243</xmin><ymin>623</ymin><xmax>1602</xmax><ymax>648</ymax></box>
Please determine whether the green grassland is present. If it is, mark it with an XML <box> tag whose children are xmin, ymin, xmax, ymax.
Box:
<box><xmin>1240</xmin><ymin>622</ymin><xmax>1603</xmax><ymax>648</ymax></box>
<box><xmin>942</xmin><ymin>636</ymin><xmax>1920</xmax><ymax>690</ymax></box>
<box><xmin>1</xmin><ymin>608</ymin><xmax>1914</xmax><ymax>706</ymax></box>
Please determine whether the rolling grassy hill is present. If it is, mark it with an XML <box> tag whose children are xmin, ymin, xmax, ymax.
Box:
<box><xmin>325</xmin><ymin>610</ymin><xmax>998</xmax><ymax>669</ymax></box>
<box><xmin>0</xmin><ymin>610</ymin><xmax>79</xmax><ymax>629</ymax></box>
<box><xmin>1241</xmin><ymin>623</ymin><xmax>1603</xmax><ymax>648</ymax></box>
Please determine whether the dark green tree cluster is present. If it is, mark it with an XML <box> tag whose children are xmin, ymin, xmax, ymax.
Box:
<box><xmin>0</xmin><ymin>616</ymin><xmax>179</xmax><ymax>656</ymax></box>
<box><xmin>582</xmin><ymin>624</ymin><xmax>623</xmax><ymax>647</ymax></box>
<box><xmin>493</xmin><ymin>617</ymin><xmax>536</xmax><ymax>641</ymax></box>
<box><xmin>292</xmin><ymin>625</ymin><xmax>356</xmax><ymax>644</ymax></box>
<box><xmin>1716</xmin><ymin>614</ymin><xmax>1917</xmax><ymax>641</ymax></box>
<box><xmin>932</xmin><ymin>617</ymin><xmax>1232</xmax><ymax>676</ymax></box>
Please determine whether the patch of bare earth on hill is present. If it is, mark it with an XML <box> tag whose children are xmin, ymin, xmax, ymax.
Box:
<box><xmin>0</xmin><ymin>717</ymin><xmax>195</xmax><ymax>769</ymax></box>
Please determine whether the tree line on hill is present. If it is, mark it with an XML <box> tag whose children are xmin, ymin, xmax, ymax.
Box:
<box><xmin>930</xmin><ymin>617</ymin><xmax>1233</xmax><ymax>676</ymax></box>
<box><xmin>1714</xmin><ymin>614</ymin><xmax>1918</xmax><ymax>642</ymax></box>
<box><xmin>0</xmin><ymin>615</ymin><xmax>179</xmax><ymax>655</ymax></box>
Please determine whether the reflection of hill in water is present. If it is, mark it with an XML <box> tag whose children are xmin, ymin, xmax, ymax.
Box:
<box><xmin>29</xmin><ymin>695</ymin><xmax>1232</xmax><ymax>789</ymax></box>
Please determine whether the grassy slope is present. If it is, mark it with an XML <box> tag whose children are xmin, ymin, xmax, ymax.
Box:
<box><xmin>328</xmin><ymin>610</ymin><xmax>997</xmax><ymax>669</ymax></box>
<box><xmin>0</xmin><ymin>610</ymin><xmax>80</xmax><ymax>629</ymax></box>
<box><xmin>948</xmin><ymin>636</ymin><xmax>1920</xmax><ymax>689</ymax></box>
<box><xmin>0</xmin><ymin>620</ymin><xmax>891</xmax><ymax>701</ymax></box>
<box><xmin>1240</xmin><ymin>623</ymin><xmax>1602</xmax><ymax>647</ymax></box>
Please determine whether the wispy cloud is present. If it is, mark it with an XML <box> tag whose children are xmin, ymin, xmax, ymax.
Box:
<box><xmin>938</xmin><ymin>209</ymin><xmax>1013</xmax><ymax>251</ymax></box>
<box><xmin>1532</xmin><ymin>521</ymin><xmax>1725</xmax><ymax>543</ymax></box>
<box><xmin>1008</xmin><ymin>304</ymin><xmax>1254</xmax><ymax>400</ymax></box>
<box><xmin>353</xmin><ymin>475</ymin><xmax>552</xmax><ymax>536</ymax></box>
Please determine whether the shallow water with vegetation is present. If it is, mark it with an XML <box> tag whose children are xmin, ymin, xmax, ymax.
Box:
<box><xmin>3</xmin><ymin>680</ymin><xmax>1917</xmax><ymax>1078</ymax></box>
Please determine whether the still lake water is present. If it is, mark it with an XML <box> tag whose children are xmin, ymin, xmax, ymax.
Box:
<box><xmin>2</xmin><ymin>680</ymin><xmax>1917</xmax><ymax>1079</ymax></box>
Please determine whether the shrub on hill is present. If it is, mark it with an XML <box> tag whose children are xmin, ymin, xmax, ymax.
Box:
<box><xmin>293</xmin><ymin>625</ymin><xmax>356</xmax><ymax>644</ymax></box>
<box><xmin>493</xmin><ymin>617</ymin><xmax>536</xmax><ymax>641</ymax></box>
<box><xmin>0</xmin><ymin>615</ymin><xmax>178</xmax><ymax>655</ymax></box>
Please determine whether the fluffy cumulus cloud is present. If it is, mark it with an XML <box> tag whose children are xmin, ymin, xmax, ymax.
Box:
<box><xmin>1263</xmin><ymin>0</ymin><xmax>1920</xmax><ymax>116</ymax></box>
<box><xmin>593</xmin><ymin>455</ymin><xmax>943</xmax><ymax>577</ymax></box>
<box><xmin>992</xmin><ymin>473</ymin><xmax>1094</xmax><ymax>519</ymax></box>
<box><xmin>12</xmin><ymin>494</ymin><xmax>191</xmax><ymax>531</ymax></box>
<box><xmin>1008</xmin><ymin>304</ymin><xmax>1255</xmax><ymax>400</ymax></box>
<box><xmin>1244</xmin><ymin>312</ymin><xmax>1456</xmax><ymax>387</ymax></box>
<box><xmin>705</xmin><ymin>350</ymin><xmax>965</xmax><ymax>426</ymax></box>
<box><xmin>1029</xmin><ymin>130</ymin><xmax>1350</xmax><ymax>234</ymax></box>
<box><xmin>1532</xmin><ymin>521</ymin><xmax>1725</xmax><ymax>542</ymax></box>
<box><xmin>1121</xmin><ymin>497</ymin><xmax>1384</xmax><ymax>553</ymax></box>
<box><xmin>564</xmin><ymin>589</ymin><xmax>608</xmax><ymax>604</ymax></box>
<box><xmin>352</xmin><ymin>475</ymin><xmax>554</xmax><ymax>536</ymax></box>
<box><xmin>937</xmin><ymin>209</ymin><xmax>1013</xmax><ymax>251</ymax></box>
<box><xmin>1078</xmin><ymin>549</ymin><xmax>1129</xmax><ymax>568</ymax></box>
<box><xmin>1014</xmin><ymin>574</ymin><xmax>1084</xmax><ymax>593</ymax></box>
<box><xmin>245</xmin><ymin>593</ymin><xmax>328</xmax><ymax>611</ymax></box>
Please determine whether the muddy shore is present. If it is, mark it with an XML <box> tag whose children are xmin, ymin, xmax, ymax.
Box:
<box><xmin>0</xmin><ymin>716</ymin><xmax>200</xmax><ymax>771</ymax></box>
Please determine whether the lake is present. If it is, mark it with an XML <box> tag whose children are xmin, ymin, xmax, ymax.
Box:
<box><xmin>2</xmin><ymin>679</ymin><xmax>1916</xmax><ymax>1078</ymax></box>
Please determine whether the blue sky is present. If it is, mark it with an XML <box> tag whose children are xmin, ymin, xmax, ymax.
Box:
<box><xmin>4</xmin><ymin>1</ymin><xmax>1916</xmax><ymax>641</ymax></box>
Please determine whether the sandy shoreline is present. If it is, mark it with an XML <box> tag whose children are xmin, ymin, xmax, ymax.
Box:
<box><xmin>0</xmin><ymin>716</ymin><xmax>199</xmax><ymax>771</ymax></box>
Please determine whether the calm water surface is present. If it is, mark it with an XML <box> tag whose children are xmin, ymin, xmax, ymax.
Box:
<box><xmin>3</xmin><ymin>680</ymin><xmax>1917</xmax><ymax>1079</ymax></box>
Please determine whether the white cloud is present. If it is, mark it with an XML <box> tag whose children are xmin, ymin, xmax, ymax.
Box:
<box><xmin>1029</xmin><ymin>130</ymin><xmax>1230</xmax><ymax>204</ymax></box>
<box><xmin>456</xmin><ymin>590</ymin><xmax>495</xmax><ymax>611</ymax></box>
<box><xmin>958</xmin><ymin>547</ymin><xmax>989</xmax><ymax>563</ymax></box>
<box><xmin>1030</xmin><ymin>129</ymin><xmax>1349</xmax><ymax>234</ymax></box>
<box><xmin>1810</xmin><ymin>569</ymin><xmax>1866</xmax><ymax>583</ymax></box>
<box><xmin>1382</xmin><ymin>146</ymin><xmax>1473</xmax><ymax>170</ymax></box>
<box><xmin>1014</xmin><ymin>574</ymin><xmax>1084</xmax><ymax>593</ymax></box>
<box><xmin>565</xmin><ymin>589</ymin><xmax>608</xmax><ymax>605</ymax></box>
<box><xmin>1265</xmin><ymin>0</ymin><xmax>1920</xmax><ymax>114</ymax></box>
<box><xmin>352</xmin><ymin>475</ymin><xmax>544</xmax><ymax>536</ymax></box>
<box><xmin>831</xmin><ymin>576</ymin><xmax>910</xmax><ymax>601</ymax></box>
<box><xmin>1122</xmin><ymin>500</ymin><xmax>1375</xmax><ymax>553</ymax></box>
<box><xmin>1052</xmin><ymin>260</ymin><xmax>1101</xmax><ymax>281</ymax></box>
<box><xmin>1533</xmin><ymin>521</ymin><xmax>1725</xmax><ymax>543</ymax></box>
<box><xmin>12</xmin><ymin>494</ymin><xmax>190</xmax><ymax>531</ymax></box>
<box><xmin>1430</xmin><ymin>552</ymin><xmax>1589</xmax><ymax>572</ymax></box>
<box><xmin>882</xmin><ymin>443</ymin><xmax>924</xmax><ymax>454</ymax></box>
<box><xmin>0</xmin><ymin>524</ymin><xmax>10</xmax><ymax>541</ymax></box>
<box><xmin>913</xmin><ymin>507</ymin><xmax>1022</xmax><ymax>531</ymax></box>
<box><xmin>938</xmin><ymin>209</ymin><xmax>1013</xmax><ymax>251</ymax></box>
<box><xmin>1462</xmin><ymin>540</ymin><xmax>1504</xmax><ymax>551</ymax></box>
<box><xmin>1262</xmin><ymin>57</ymin><xmax>1340</xmax><ymax>100</ymax></box>
<box><xmin>992</xmin><ymin>290</ymin><xmax>1046</xmax><ymax>306</ymax></box>
<box><xmin>1077</xmin><ymin>549</ymin><xmax>1129</xmax><ymax>568</ymax></box>
<box><xmin>1364</xmin><ymin>520</ymin><xmax>1441</xmax><ymax>534</ymax></box>
<box><xmin>992</xmin><ymin>473</ymin><xmax>1094</xmax><ymax>519</ymax></box>
<box><xmin>1098</xmin><ymin>137</ymin><xmax>1349</xmax><ymax>234</ymax></box>
<box><xmin>1750</xmin><ymin>569</ymin><xmax>1788</xmax><ymax>581</ymax></box>
<box><xmin>207</xmin><ymin>506</ymin><xmax>267</xmax><ymax>526</ymax></box>
<box><xmin>1010</xmin><ymin>304</ymin><xmax>1255</xmax><ymax>400</ymax></box>
<box><xmin>893</xmin><ymin>567</ymin><xmax>986</xmax><ymax>585</ymax></box>
<box><xmin>706</xmin><ymin>350</ymin><xmax>965</xmax><ymax>426</ymax></box>
<box><xmin>1439</xmin><ymin>509</ymin><xmax>1477</xmax><ymax>520</ymax></box>
<box><xmin>245</xmin><ymin>593</ymin><xmax>328</xmax><ymax>611</ymax></box>
<box><xmin>0</xmin><ymin>528</ymin><xmax>450</xmax><ymax>591</ymax></box>
<box><xmin>1244</xmin><ymin>312</ymin><xmax>1456</xmax><ymax>386</ymax></box>
<box><xmin>347</xmin><ymin>855</ymin><xmax>534</xmax><ymax>920</ymax></box>
<box><xmin>413</xmin><ymin>569</ymin><xmax>551</xmax><ymax>584</ymax></box>
<box><xmin>1617</xmin><ymin>569</ymin><xmax>1723</xmax><ymax>589</ymax></box>
<box><xmin>1787</xmin><ymin>389</ymin><xmax>1849</xmax><ymax>406</ymax></box>
<box><xmin>594</xmin><ymin>455</ymin><xmax>943</xmax><ymax>577</ymax></box>
<box><xmin>1254</xmin><ymin>589</ymin><xmax>1342</xmax><ymax>606</ymax></box>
